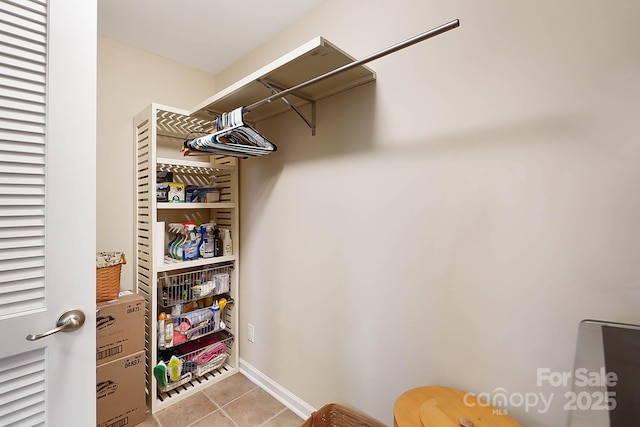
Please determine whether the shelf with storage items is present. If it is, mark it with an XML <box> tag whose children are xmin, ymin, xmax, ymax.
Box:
<box><xmin>133</xmin><ymin>37</ymin><xmax>381</xmax><ymax>413</ymax></box>
<box><xmin>135</xmin><ymin>103</ymin><xmax>240</xmax><ymax>413</ymax></box>
<box><xmin>157</xmin><ymin>264</ymin><xmax>234</xmax><ymax>349</ymax></box>
<box><xmin>157</xmin><ymin>202</ymin><xmax>236</xmax><ymax>210</ymax></box>
<box><xmin>156</xmin><ymin>330</ymin><xmax>234</xmax><ymax>395</ymax></box>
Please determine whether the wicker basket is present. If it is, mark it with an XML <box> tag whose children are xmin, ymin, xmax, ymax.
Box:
<box><xmin>96</xmin><ymin>252</ymin><xmax>126</xmax><ymax>303</ymax></box>
<box><xmin>301</xmin><ymin>403</ymin><xmax>386</xmax><ymax>427</ymax></box>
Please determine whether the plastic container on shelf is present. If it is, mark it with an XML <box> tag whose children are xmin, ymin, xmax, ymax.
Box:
<box><xmin>193</xmin><ymin>187</ymin><xmax>220</xmax><ymax>203</ymax></box>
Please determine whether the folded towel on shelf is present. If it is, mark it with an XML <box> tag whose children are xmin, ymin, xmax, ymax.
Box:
<box><xmin>188</xmin><ymin>341</ymin><xmax>227</xmax><ymax>365</ymax></box>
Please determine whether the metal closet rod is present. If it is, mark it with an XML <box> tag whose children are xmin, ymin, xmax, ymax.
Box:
<box><xmin>243</xmin><ymin>19</ymin><xmax>460</xmax><ymax>114</ymax></box>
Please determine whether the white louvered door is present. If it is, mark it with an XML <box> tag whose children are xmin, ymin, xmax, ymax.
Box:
<box><xmin>0</xmin><ymin>1</ymin><xmax>96</xmax><ymax>426</ymax></box>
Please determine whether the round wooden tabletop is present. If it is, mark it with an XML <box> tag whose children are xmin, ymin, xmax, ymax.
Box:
<box><xmin>394</xmin><ymin>386</ymin><xmax>522</xmax><ymax>427</ymax></box>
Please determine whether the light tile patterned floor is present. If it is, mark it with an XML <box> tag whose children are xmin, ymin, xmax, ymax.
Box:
<box><xmin>138</xmin><ymin>373</ymin><xmax>304</xmax><ymax>427</ymax></box>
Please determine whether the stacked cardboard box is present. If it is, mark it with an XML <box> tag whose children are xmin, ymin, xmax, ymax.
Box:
<box><xmin>96</xmin><ymin>293</ymin><xmax>146</xmax><ymax>427</ymax></box>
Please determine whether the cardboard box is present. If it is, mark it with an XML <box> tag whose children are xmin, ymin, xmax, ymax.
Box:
<box><xmin>97</xmin><ymin>294</ymin><xmax>145</xmax><ymax>365</ymax></box>
<box><xmin>97</xmin><ymin>350</ymin><xmax>146</xmax><ymax>427</ymax></box>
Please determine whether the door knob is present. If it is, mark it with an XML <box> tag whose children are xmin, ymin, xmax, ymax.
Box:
<box><xmin>26</xmin><ymin>309</ymin><xmax>86</xmax><ymax>341</ymax></box>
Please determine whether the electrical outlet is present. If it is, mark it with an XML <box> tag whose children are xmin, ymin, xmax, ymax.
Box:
<box><xmin>248</xmin><ymin>323</ymin><xmax>255</xmax><ymax>343</ymax></box>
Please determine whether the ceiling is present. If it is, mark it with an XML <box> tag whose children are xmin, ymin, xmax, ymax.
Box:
<box><xmin>97</xmin><ymin>0</ymin><xmax>326</xmax><ymax>75</ymax></box>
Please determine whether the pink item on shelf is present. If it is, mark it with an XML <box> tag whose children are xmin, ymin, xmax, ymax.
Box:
<box><xmin>188</xmin><ymin>342</ymin><xmax>226</xmax><ymax>365</ymax></box>
<box><xmin>177</xmin><ymin>321</ymin><xmax>191</xmax><ymax>333</ymax></box>
<box><xmin>173</xmin><ymin>330</ymin><xmax>187</xmax><ymax>345</ymax></box>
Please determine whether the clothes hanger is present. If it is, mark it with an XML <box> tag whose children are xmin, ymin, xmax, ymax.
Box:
<box><xmin>182</xmin><ymin>19</ymin><xmax>460</xmax><ymax>158</ymax></box>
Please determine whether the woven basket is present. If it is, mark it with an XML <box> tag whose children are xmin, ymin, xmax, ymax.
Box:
<box><xmin>96</xmin><ymin>252</ymin><xmax>126</xmax><ymax>303</ymax></box>
<box><xmin>301</xmin><ymin>403</ymin><xmax>386</xmax><ymax>427</ymax></box>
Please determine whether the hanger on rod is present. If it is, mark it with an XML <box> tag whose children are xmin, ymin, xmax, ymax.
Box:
<box><xmin>183</xmin><ymin>19</ymin><xmax>460</xmax><ymax>158</ymax></box>
<box><xmin>182</xmin><ymin>107</ymin><xmax>277</xmax><ymax>158</ymax></box>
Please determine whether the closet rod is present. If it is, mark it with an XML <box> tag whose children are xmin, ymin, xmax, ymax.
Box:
<box><xmin>243</xmin><ymin>19</ymin><xmax>460</xmax><ymax>114</ymax></box>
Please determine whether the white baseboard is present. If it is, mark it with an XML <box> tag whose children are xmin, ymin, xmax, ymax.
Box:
<box><xmin>239</xmin><ymin>358</ymin><xmax>315</xmax><ymax>420</ymax></box>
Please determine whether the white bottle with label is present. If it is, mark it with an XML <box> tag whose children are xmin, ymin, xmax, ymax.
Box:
<box><xmin>165</xmin><ymin>313</ymin><xmax>174</xmax><ymax>347</ymax></box>
<box><xmin>222</xmin><ymin>228</ymin><xmax>232</xmax><ymax>256</ymax></box>
<box><xmin>158</xmin><ymin>313</ymin><xmax>166</xmax><ymax>349</ymax></box>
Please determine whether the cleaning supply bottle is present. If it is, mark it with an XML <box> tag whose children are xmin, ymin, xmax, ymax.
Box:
<box><xmin>222</xmin><ymin>228</ymin><xmax>232</xmax><ymax>256</ymax></box>
<box><xmin>166</xmin><ymin>223</ymin><xmax>179</xmax><ymax>260</ymax></box>
<box><xmin>212</xmin><ymin>300</ymin><xmax>220</xmax><ymax>330</ymax></box>
<box><xmin>200</xmin><ymin>223</ymin><xmax>215</xmax><ymax>258</ymax></box>
<box><xmin>213</xmin><ymin>228</ymin><xmax>223</xmax><ymax>257</ymax></box>
<box><xmin>165</xmin><ymin>313</ymin><xmax>174</xmax><ymax>347</ymax></box>
<box><xmin>182</xmin><ymin>222</ymin><xmax>199</xmax><ymax>261</ymax></box>
<box><xmin>171</xmin><ymin>223</ymin><xmax>187</xmax><ymax>260</ymax></box>
<box><xmin>167</xmin><ymin>223</ymin><xmax>180</xmax><ymax>259</ymax></box>
<box><xmin>158</xmin><ymin>313</ymin><xmax>166</xmax><ymax>349</ymax></box>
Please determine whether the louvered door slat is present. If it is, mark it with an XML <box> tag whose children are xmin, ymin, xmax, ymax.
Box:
<box><xmin>0</xmin><ymin>276</ymin><xmax>42</xmax><ymax>294</ymax></box>
<box><xmin>0</xmin><ymin>196</ymin><xmax>43</xmax><ymax>207</ymax></box>
<box><xmin>0</xmin><ymin>130</ymin><xmax>44</xmax><ymax>146</ymax></box>
<box><xmin>0</xmin><ymin>42</ymin><xmax>43</xmax><ymax>64</ymax></box>
<box><xmin>0</xmin><ymin>350</ymin><xmax>45</xmax><ymax>424</ymax></box>
<box><xmin>0</xmin><ymin>235</ymin><xmax>43</xmax><ymax>249</ymax></box>
<box><xmin>0</xmin><ymin>117</ymin><xmax>44</xmax><ymax>133</ymax></box>
<box><xmin>0</xmin><ymin>89</ymin><xmax>45</xmax><ymax>105</ymax></box>
<box><xmin>0</xmin><ymin>2</ymin><xmax>46</xmax><ymax>26</ymax></box>
<box><xmin>0</xmin><ymin>74</ymin><xmax>44</xmax><ymax>95</ymax></box>
<box><xmin>0</xmin><ymin>225</ymin><xmax>42</xmax><ymax>238</ymax></box>
<box><xmin>0</xmin><ymin>216</ymin><xmax>44</xmax><ymax>228</ymax></box>
<box><xmin>0</xmin><ymin>267</ymin><xmax>43</xmax><ymax>284</ymax></box>
<box><xmin>0</xmin><ymin>64</ymin><xmax>45</xmax><ymax>85</ymax></box>
<box><xmin>0</xmin><ymin>95</ymin><xmax>45</xmax><ymax>112</ymax></box>
<box><xmin>0</xmin><ymin>372</ymin><xmax>44</xmax><ymax>402</ymax></box>
<box><xmin>0</xmin><ymin>183</ymin><xmax>43</xmax><ymax>195</ymax></box>
<box><xmin>4</xmin><ymin>0</ymin><xmax>46</xmax><ymax>16</ymax></box>
<box><xmin>0</xmin><ymin>21</ymin><xmax>45</xmax><ymax>45</ymax></box>
<box><xmin>0</xmin><ymin>32</ymin><xmax>45</xmax><ymax>55</ymax></box>
<box><xmin>0</xmin><ymin>52</ymin><xmax>44</xmax><ymax>74</ymax></box>
<box><xmin>0</xmin><ymin>206</ymin><xmax>44</xmax><ymax>216</ymax></box>
<box><xmin>0</xmin><ymin>151</ymin><xmax>44</xmax><ymax>165</ymax></box>
<box><xmin>0</xmin><ymin>398</ymin><xmax>45</xmax><ymax>426</ymax></box>
<box><xmin>0</xmin><ymin>162</ymin><xmax>44</xmax><ymax>174</ymax></box>
<box><xmin>0</xmin><ymin>11</ymin><xmax>45</xmax><ymax>313</ymax></box>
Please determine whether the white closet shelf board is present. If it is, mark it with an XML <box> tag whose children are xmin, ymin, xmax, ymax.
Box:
<box><xmin>190</xmin><ymin>37</ymin><xmax>376</xmax><ymax>122</ymax></box>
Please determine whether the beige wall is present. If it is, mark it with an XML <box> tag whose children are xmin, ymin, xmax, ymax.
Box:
<box><xmin>98</xmin><ymin>0</ymin><xmax>640</xmax><ymax>425</ymax></box>
<box><xmin>97</xmin><ymin>37</ymin><xmax>217</xmax><ymax>290</ymax></box>
<box><xmin>221</xmin><ymin>1</ymin><xmax>640</xmax><ymax>426</ymax></box>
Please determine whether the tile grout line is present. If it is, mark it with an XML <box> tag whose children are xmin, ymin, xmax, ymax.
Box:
<box><xmin>152</xmin><ymin>412</ymin><xmax>164</xmax><ymax>427</ymax></box>
<box><xmin>259</xmin><ymin>407</ymin><xmax>289</xmax><ymax>426</ymax></box>
<box><xmin>155</xmin><ymin>376</ymin><xmax>266</xmax><ymax>427</ymax></box>
<box><xmin>218</xmin><ymin>406</ymin><xmax>240</xmax><ymax>427</ymax></box>
<box><xmin>185</xmin><ymin>384</ymin><xmax>257</xmax><ymax>427</ymax></box>
<box><xmin>215</xmin><ymin>386</ymin><xmax>259</xmax><ymax>427</ymax></box>
<box><xmin>184</xmin><ymin>392</ymin><xmax>225</xmax><ymax>427</ymax></box>
<box><xmin>219</xmin><ymin>384</ymin><xmax>259</xmax><ymax>408</ymax></box>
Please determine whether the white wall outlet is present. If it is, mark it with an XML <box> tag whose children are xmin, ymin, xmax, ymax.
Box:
<box><xmin>248</xmin><ymin>323</ymin><xmax>255</xmax><ymax>343</ymax></box>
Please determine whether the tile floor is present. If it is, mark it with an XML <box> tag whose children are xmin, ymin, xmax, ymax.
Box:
<box><xmin>138</xmin><ymin>373</ymin><xmax>304</xmax><ymax>427</ymax></box>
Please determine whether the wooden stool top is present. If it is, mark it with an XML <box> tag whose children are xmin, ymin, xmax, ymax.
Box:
<box><xmin>394</xmin><ymin>386</ymin><xmax>522</xmax><ymax>427</ymax></box>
